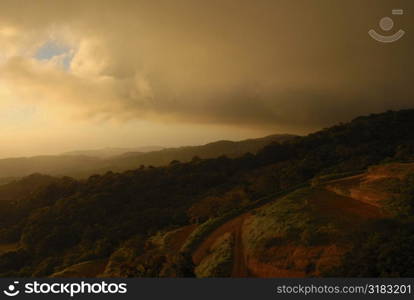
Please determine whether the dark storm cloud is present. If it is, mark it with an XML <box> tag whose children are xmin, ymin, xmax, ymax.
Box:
<box><xmin>0</xmin><ymin>0</ymin><xmax>413</xmax><ymax>132</ymax></box>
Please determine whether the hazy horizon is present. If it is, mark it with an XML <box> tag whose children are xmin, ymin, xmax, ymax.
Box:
<box><xmin>0</xmin><ymin>129</ymin><xmax>282</xmax><ymax>159</ymax></box>
<box><xmin>1</xmin><ymin>0</ymin><xmax>413</xmax><ymax>158</ymax></box>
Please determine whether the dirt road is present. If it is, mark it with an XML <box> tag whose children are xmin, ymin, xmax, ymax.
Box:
<box><xmin>193</xmin><ymin>213</ymin><xmax>251</xmax><ymax>277</ymax></box>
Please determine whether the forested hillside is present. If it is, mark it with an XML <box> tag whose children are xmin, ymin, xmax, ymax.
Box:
<box><xmin>0</xmin><ymin>110</ymin><xmax>413</xmax><ymax>277</ymax></box>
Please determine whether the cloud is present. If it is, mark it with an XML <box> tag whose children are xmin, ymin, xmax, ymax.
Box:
<box><xmin>0</xmin><ymin>0</ymin><xmax>413</xmax><ymax>132</ymax></box>
<box><xmin>0</xmin><ymin>56</ymin><xmax>155</xmax><ymax>122</ymax></box>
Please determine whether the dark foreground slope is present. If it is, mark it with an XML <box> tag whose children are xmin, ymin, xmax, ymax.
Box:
<box><xmin>191</xmin><ymin>163</ymin><xmax>414</xmax><ymax>277</ymax></box>
<box><xmin>0</xmin><ymin>109</ymin><xmax>414</xmax><ymax>277</ymax></box>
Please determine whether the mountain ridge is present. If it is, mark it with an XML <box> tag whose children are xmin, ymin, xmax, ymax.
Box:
<box><xmin>62</xmin><ymin>146</ymin><xmax>164</xmax><ymax>158</ymax></box>
<box><xmin>0</xmin><ymin>109</ymin><xmax>414</xmax><ymax>277</ymax></box>
<box><xmin>0</xmin><ymin>134</ymin><xmax>296</xmax><ymax>183</ymax></box>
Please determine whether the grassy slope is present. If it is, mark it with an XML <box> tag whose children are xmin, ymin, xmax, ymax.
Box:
<box><xmin>190</xmin><ymin>162</ymin><xmax>413</xmax><ymax>277</ymax></box>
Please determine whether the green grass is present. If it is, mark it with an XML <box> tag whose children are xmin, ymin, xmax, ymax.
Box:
<box><xmin>243</xmin><ymin>188</ymin><xmax>340</xmax><ymax>253</ymax></box>
<box><xmin>180</xmin><ymin>211</ymin><xmax>241</xmax><ymax>254</ymax></box>
<box><xmin>194</xmin><ymin>232</ymin><xmax>234</xmax><ymax>278</ymax></box>
<box><xmin>180</xmin><ymin>183</ymin><xmax>309</xmax><ymax>255</ymax></box>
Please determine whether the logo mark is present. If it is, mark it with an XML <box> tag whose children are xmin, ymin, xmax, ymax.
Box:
<box><xmin>369</xmin><ymin>9</ymin><xmax>405</xmax><ymax>43</ymax></box>
<box><xmin>3</xmin><ymin>281</ymin><xmax>20</xmax><ymax>297</ymax></box>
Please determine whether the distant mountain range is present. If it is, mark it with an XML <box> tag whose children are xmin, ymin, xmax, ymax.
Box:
<box><xmin>62</xmin><ymin>146</ymin><xmax>164</xmax><ymax>158</ymax></box>
<box><xmin>0</xmin><ymin>134</ymin><xmax>295</xmax><ymax>182</ymax></box>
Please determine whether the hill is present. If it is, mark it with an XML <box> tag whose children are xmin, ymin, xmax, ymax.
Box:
<box><xmin>0</xmin><ymin>109</ymin><xmax>413</xmax><ymax>277</ymax></box>
<box><xmin>62</xmin><ymin>146</ymin><xmax>164</xmax><ymax>158</ymax></box>
<box><xmin>0</xmin><ymin>134</ymin><xmax>294</xmax><ymax>183</ymax></box>
<box><xmin>109</xmin><ymin>134</ymin><xmax>295</xmax><ymax>170</ymax></box>
<box><xmin>191</xmin><ymin>163</ymin><xmax>413</xmax><ymax>277</ymax></box>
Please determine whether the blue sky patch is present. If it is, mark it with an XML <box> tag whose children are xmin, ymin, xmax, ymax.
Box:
<box><xmin>35</xmin><ymin>40</ymin><xmax>73</xmax><ymax>69</ymax></box>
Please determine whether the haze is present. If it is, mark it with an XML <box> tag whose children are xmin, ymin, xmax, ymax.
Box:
<box><xmin>0</xmin><ymin>0</ymin><xmax>413</xmax><ymax>158</ymax></box>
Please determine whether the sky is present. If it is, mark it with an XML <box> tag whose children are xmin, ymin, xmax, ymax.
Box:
<box><xmin>0</xmin><ymin>0</ymin><xmax>413</xmax><ymax>158</ymax></box>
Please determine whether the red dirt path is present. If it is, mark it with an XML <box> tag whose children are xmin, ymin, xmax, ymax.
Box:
<box><xmin>192</xmin><ymin>169</ymin><xmax>389</xmax><ymax>277</ymax></box>
<box><xmin>192</xmin><ymin>213</ymin><xmax>251</xmax><ymax>277</ymax></box>
<box><xmin>309</xmin><ymin>188</ymin><xmax>384</xmax><ymax>221</ymax></box>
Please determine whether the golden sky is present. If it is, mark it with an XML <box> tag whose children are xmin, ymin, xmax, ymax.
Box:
<box><xmin>0</xmin><ymin>0</ymin><xmax>413</xmax><ymax>158</ymax></box>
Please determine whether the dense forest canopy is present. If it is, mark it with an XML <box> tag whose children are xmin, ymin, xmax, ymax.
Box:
<box><xmin>0</xmin><ymin>109</ymin><xmax>414</xmax><ymax>277</ymax></box>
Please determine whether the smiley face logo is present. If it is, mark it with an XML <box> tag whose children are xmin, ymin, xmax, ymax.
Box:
<box><xmin>3</xmin><ymin>281</ymin><xmax>20</xmax><ymax>297</ymax></box>
<box><xmin>369</xmin><ymin>9</ymin><xmax>405</xmax><ymax>43</ymax></box>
